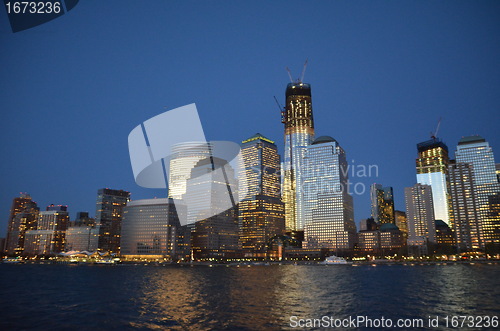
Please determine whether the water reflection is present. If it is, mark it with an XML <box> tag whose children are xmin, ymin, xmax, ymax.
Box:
<box><xmin>8</xmin><ymin>264</ymin><xmax>491</xmax><ymax>330</ymax></box>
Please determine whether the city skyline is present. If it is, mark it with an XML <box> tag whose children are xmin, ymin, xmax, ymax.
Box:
<box><xmin>2</xmin><ymin>1</ymin><xmax>500</xmax><ymax>237</ymax></box>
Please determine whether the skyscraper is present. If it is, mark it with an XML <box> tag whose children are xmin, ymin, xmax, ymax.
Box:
<box><xmin>448</xmin><ymin>161</ymin><xmax>483</xmax><ymax>251</ymax></box>
<box><xmin>95</xmin><ymin>188</ymin><xmax>130</xmax><ymax>253</ymax></box>
<box><xmin>238</xmin><ymin>133</ymin><xmax>284</xmax><ymax>253</ymax></box>
<box><xmin>370</xmin><ymin>184</ymin><xmax>395</xmax><ymax>224</ymax></box>
<box><xmin>282</xmin><ymin>81</ymin><xmax>315</xmax><ymax>233</ymax></box>
<box><xmin>455</xmin><ymin>136</ymin><xmax>500</xmax><ymax>245</ymax></box>
<box><xmin>120</xmin><ymin>198</ymin><xmax>182</xmax><ymax>259</ymax></box>
<box><xmin>4</xmin><ymin>193</ymin><xmax>39</xmax><ymax>255</ymax></box>
<box><xmin>416</xmin><ymin>138</ymin><xmax>452</xmax><ymax>225</ymax></box>
<box><xmin>302</xmin><ymin>136</ymin><xmax>356</xmax><ymax>251</ymax></box>
<box><xmin>168</xmin><ymin>142</ymin><xmax>212</xmax><ymax>200</ymax></box>
<box><xmin>184</xmin><ymin>157</ymin><xmax>240</xmax><ymax>259</ymax></box>
<box><xmin>405</xmin><ymin>183</ymin><xmax>436</xmax><ymax>254</ymax></box>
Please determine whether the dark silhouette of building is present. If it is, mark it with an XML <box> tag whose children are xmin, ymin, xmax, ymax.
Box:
<box><xmin>95</xmin><ymin>188</ymin><xmax>130</xmax><ymax>253</ymax></box>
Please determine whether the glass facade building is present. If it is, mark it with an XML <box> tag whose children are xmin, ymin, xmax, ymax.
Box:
<box><xmin>448</xmin><ymin>161</ymin><xmax>483</xmax><ymax>251</ymax></box>
<box><xmin>370</xmin><ymin>184</ymin><xmax>395</xmax><ymax>224</ymax></box>
<box><xmin>95</xmin><ymin>188</ymin><xmax>130</xmax><ymax>253</ymax></box>
<box><xmin>239</xmin><ymin>133</ymin><xmax>284</xmax><ymax>253</ymax></box>
<box><xmin>455</xmin><ymin>136</ymin><xmax>500</xmax><ymax>245</ymax></box>
<box><xmin>184</xmin><ymin>157</ymin><xmax>240</xmax><ymax>259</ymax></box>
<box><xmin>168</xmin><ymin>142</ymin><xmax>212</xmax><ymax>200</ymax></box>
<box><xmin>282</xmin><ymin>82</ymin><xmax>315</xmax><ymax>232</ymax></box>
<box><xmin>416</xmin><ymin>138</ymin><xmax>452</xmax><ymax>226</ymax></box>
<box><xmin>120</xmin><ymin>198</ymin><xmax>182</xmax><ymax>259</ymax></box>
<box><xmin>302</xmin><ymin>136</ymin><xmax>356</xmax><ymax>251</ymax></box>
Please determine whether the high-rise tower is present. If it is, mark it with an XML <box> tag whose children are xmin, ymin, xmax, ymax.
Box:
<box><xmin>239</xmin><ymin>133</ymin><xmax>284</xmax><ymax>253</ymax></box>
<box><xmin>448</xmin><ymin>160</ymin><xmax>482</xmax><ymax>251</ymax></box>
<box><xmin>416</xmin><ymin>138</ymin><xmax>452</xmax><ymax>225</ymax></box>
<box><xmin>370</xmin><ymin>184</ymin><xmax>396</xmax><ymax>224</ymax></box>
<box><xmin>302</xmin><ymin>136</ymin><xmax>356</xmax><ymax>251</ymax></box>
<box><xmin>405</xmin><ymin>183</ymin><xmax>436</xmax><ymax>255</ymax></box>
<box><xmin>282</xmin><ymin>79</ymin><xmax>315</xmax><ymax>233</ymax></box>
<box><xmin>4</xmin><ymin>193</ymin><xmax>39</xmax><ymax>255</ymax></box>
<box><xmin>455</xmin><ymin>136</ymin><xmax>500</xmax><ymax>246</ymax></box>
<box><xmin>96</xmin><ymin>188</ymin><xmax>130</xmax><ymax>253</ymax></box>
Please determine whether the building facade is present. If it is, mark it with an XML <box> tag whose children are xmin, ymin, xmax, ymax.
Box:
<box><xmin>394</xmin><ymin>210</ymin><xmax>408</xmax><ymax>238</ymax></box>
<box><xmin>282</xmin><ymin>81</ymin><xmax>315</xmax><ymax>233</ymax></box>
<box><xmin>95</xmin><ymin>188</ymin><xmax>130</xmax><ymax>253</ymax></box>
<box><xmin>120</xmin><ymin>198</ymin><xmax>182</xmax><ymax>259</ymax></box>
<box><xmin>416</xmin><ymin>138</ymin><xmax>452</xmax><ymax>226</ymax></box>
<box><xmin>238</xmin><ymin>133</ymin><xmax>284</xmax><ymax>253</ymax></box>
<box><xmin>24</xmin><ymin>205</ymin><xmax>69</xmax><ymax>256</ymax></box>
<box><xmin>168</xmin><ymin>142</ymin><xmax>212</xmax><ymax>200</ymax></box>
<box><xmin>4</xmin><ymin>193</ymin><xmax>39</xmax><ymax>255</ymax></box>
<box><xmin>65</xmin><ymin>215</ymin><xmax>99</xmax><ymax>252</ymax></box>
<box><xmin>455</xmin><ymin>136</ymin><xmax>500</xmax><ymax>246</ymax></box>
<box><xmin>405</xmin><ymin>183</ymin><xmax>436</xmax><ymax>254</ymax></box>
<box><xmin>448</xmin><ymin>161</ymin><xmax>483</xmax><ymax>251</ymax></box>
<box><xmin>302</xmin><ymin>136</ymin><xmax>356</xmax><ymax>251</ymax></box>
<box><xmin>184</xmin><ymin>157</ymin><xmax>240</xmax><ymax>259</ymax></box>
<box><xmin>370</xmin><ymin>184</ymin><xmax>395</xmax><ymax>224</ymax></box>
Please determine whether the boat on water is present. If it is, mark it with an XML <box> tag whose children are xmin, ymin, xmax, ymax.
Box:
<box><xmin>2</xmin><ymin>258</ymin><xmax>24</xmax><ymax>264</ymax></box>
<box><xmin>95</xmin><ymin>259</ymin><xmax>116</xmax><ymax>264</ymax></box>
<box><xmin>320</xmin><ymin>255</ymin><xmax>352</xmax><ymax>265</ymax></box>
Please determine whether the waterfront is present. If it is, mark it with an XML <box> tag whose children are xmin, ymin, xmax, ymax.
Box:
<box><xmin>1</xmin><ymin>264</ymin><xmax>499</xmax><ymax>330</ymax></box>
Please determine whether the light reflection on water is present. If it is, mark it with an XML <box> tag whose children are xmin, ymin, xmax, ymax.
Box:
<box><xmin>0</xmin><ymin>264</ymin><xmax>499</xmax><ymax>330</ymax></box>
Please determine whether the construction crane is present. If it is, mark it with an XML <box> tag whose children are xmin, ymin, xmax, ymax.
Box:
<box><xmin>299</xmin><ymin>59</ymin><xmax>308</xmax><ymax>83</ymax></box>
<box><xmin>286</xmin><ymin>59</ymin><xmax>309</xmax><ymax>84</ymax></box>
<box><xmin>274</xmin><ymin>96</ymin><xmax>286</xmax><ymax>123</ymax></box>
<box><xmin>430</xmin><ymin>117</ymin><xmax>442</xmax><ymax>140</ymax></box>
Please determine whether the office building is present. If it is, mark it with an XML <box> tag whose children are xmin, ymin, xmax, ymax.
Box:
<box><xmin>302</xmin><ymin>136</ymin><xmax>356</xmax><ymax>251</ymax></box>
<box><xmin>239</xmin><ymin>133</ymin><xmax>284</xmax><ymax>253</ymax></box>
<box><xmin>405</xmin><ymin>183</ymin><xmax>436</xmax><ymax>254</ymax></box>
<box><xmin>394</xmin><ymin>210</ymin><xmax>408</xmax><ymax>238</ymax></box>
<box><xmin>65</xmin><ymin>214</ymin><xmax>98</xmax><ymax>252</ymax></box>
<box><xmin>448</xmin><ymin>161</ymin><xmax>482</xmax><ymax>251</ymax></box>
<box><xmin>4</xmin><ymin>193</ymin><xmax>39</xmax><ymax>255</ymax></box>
<box><xmin>435</xmin><ymin>220</ymin><xmax>456</xmax><ymax>250</ymax></box>
<box><xmin>24</xmin><ymin>205</ymin><xmax>69</xmax><ymax>256</ymax></box>
<box><xmin>184</xmin><ymin>157</ymin><xmax>240</xmax><ymax>259</ymax></box>
<box><xmin>282</xmin><ymin>80</ymin><xmax>315</xmax><ymax>233</ymax></box>
<box><xmin>379</xmin><ymin>223</ymin><xmax>405</xmax><ymax>254</ymax></box>
<box><xmin>95</xmin><ymin>188</ymin><xmax>130</xmax><ymax>253</ymax></box>
<box><xmin>168</xmin><ymin>142</ymin><xmax>212</xmax><ymax>200</ymax></box>
<box><xmin>370</xmin><ymin>184</ymin><xmax>395</xmax><ymax>224</ymax></box>
<box><xmin>455</xmin><ymin>136</ymin><xmax>500</xmax><ymax>245</ymax></box>
<box><xmin>416</xmin><ymin>138</ymin><xmax>452</xmax><ymax>226</ymax></box>
<box><xmin>358</xmin><ymin>230</ymin><xmax>380</xmax><ymax>253</ymax></box>
<box><xmin>120</xmin><ymin>198</ymin><xmax>183</xmax><ymax>260</ymax></box>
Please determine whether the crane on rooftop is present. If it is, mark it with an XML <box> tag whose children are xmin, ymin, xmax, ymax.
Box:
<box><xmin>430</xmin><ymin>117</ymin><xmax>442</xmax><ymax>140</ymax></box>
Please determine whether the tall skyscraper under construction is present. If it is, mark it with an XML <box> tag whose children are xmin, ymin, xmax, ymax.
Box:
<box><xmin>281</xmin><ymin>67</ymin><xmax>315</xmax><ymax>234</ymax></box>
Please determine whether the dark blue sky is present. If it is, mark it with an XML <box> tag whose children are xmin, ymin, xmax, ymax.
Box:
<box><xmin>1</xmin><ymin>1</ymin><xmax>499</xmax><ymax>236</ymax></box>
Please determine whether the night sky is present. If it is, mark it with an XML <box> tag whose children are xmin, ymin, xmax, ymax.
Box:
<box><xmin>1</xmin><ymin>1</ymin><xmax>499</xmax><ymax>236</ymax></box>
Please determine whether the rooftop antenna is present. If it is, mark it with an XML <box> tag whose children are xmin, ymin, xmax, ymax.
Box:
<box><xmin>299</xmin><ymin>59</ymin><xmax>308</xmax><ymax>83</ymax></box>
<box><xmin>286</xmin><ymin>67</ymin><xmax>294</xmax><ymax>83</ymax></box>
<box><xmin>430</xmin><ymin>117</ymin><xmax>442</xmax><ymax>140</ymax></box>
